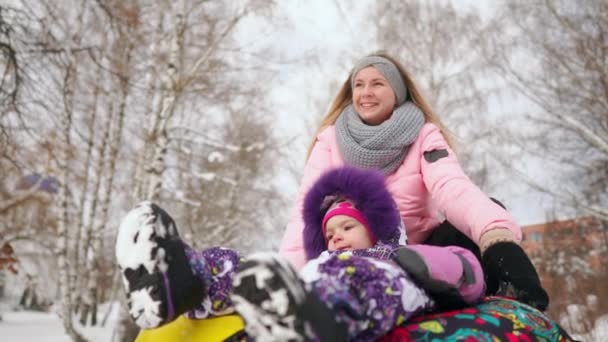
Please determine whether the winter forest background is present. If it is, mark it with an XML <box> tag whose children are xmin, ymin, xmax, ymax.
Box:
<box><xmin>0</xmin><ymin>0</ymin><xmax>607</xmax><ymax>341</ymax></box>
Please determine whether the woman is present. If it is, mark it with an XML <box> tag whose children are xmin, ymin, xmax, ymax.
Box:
<box><xmin>279</xmin><ymin>52</ymin><xmax>549</xmax><ymax>311</ymax></box>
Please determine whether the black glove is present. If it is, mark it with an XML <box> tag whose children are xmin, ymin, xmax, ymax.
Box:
<box><xmin>482</xmin><ymin>241</ymin><xmax>549</xmax><ymax>311</ymax></box>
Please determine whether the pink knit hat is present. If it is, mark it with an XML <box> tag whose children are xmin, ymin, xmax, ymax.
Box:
<box><xmin>321</xmin><ymin>200</ymin><xmax>377</xmax><ymax>244</ymax></box>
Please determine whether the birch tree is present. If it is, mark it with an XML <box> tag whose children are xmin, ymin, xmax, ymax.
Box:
<box><xmin>105</xmin><ymin>0</ymin><xmax>285</xmax><ymax>339</ymax></box>
<box><xmin>169</xmin><ymin>108</ymin><xmax>284</xmax><ymax>252</ymax></box>
<box><xmin>80</xmin><ymin>16</ymin><xmax>133</xmax><ymax>326</ymax></box>
<box><xmin>3</xmin><ymin>1</ymin><xmax>288</xmax><ymax>340</ymax></box>
<box><xmin>2</xmin><ymin>1</ymin><xmax>133</xmax><ymax>339</ymax></box>
<box><xmin>123</xmin><ymin>0</ymin><xmax>284</xmax><ymax>248</ymax></box>
<box><xmin>133</xmin><ymin>0</ymin><xmax>277</xmax><ymax>203</ymax></box>
<box><xmin>1</xmin><ymin>4</ymin><xmax>57</xmax><ymax>209</ymax></box>
<box><xmin>54</xmin><ymin>0</ymin><xmax>90</xmax><ymax>338</ymax></box>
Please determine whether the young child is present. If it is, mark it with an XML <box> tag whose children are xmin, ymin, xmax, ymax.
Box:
<box><xmin>116</xmin><ymin>166</ymin><xmax>485</xmax><ymax>341</ymax></box>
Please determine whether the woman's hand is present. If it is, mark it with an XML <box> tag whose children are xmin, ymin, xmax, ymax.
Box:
<box><xmin>482</xmin><ymin>241</ymin><xmax>549</xmax><ymax>311</ymax></box>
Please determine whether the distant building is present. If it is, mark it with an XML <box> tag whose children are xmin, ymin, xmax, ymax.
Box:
<box><xmin>522</xmin><ymin>216</ymin><xmax>606</xmax><ymax>273</ymax></box>
<box><xmin>522</xmin><ymin>216</ymin><xmax>607</xmax><ymax>309</ymax></box>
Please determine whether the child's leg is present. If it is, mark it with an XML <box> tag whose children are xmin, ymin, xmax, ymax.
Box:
<box><xmin>309</xmin><ymin>253</ymin><xmax>435</xmax><ymax>341</ymax></box>
<box><xmin>115</xmin><ymin>201</ymin><xmax>240</xmax><ymax>328</ymax></box>
<box><xmin>185</xmin><ymin>246</ymin><xmax>241</xmax><ymax>319</ymax></box>
<box><xmin>391</xmin><ymin>244</ymin><xmax>485</xmax><ymax>306</ymax></box>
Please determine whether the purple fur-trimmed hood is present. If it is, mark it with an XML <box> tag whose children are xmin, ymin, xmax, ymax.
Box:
<box><xmin>302</xmin><ymin>166</ymin><xmax>403</xmax><ymax>260</ymax></box>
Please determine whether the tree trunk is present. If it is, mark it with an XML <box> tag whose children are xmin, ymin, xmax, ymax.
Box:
<box><xmin>79</xmin><ymin>98</ymin><xmax>114</xmax><ymax>325</ymax></box>
<box><xmin>74</xmin><ymin>62</ymin><xmax>105</xmax><ymax>316</ymax></box>
<box><xmin>57</xmin><ymin>64</ymin><xmax>87</xmax><ymax>342</ymax></box>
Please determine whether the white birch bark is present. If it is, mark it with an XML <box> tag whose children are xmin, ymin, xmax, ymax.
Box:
<box><xmin>56</xmin><ymin>1</ymin><xmax>87</xmax><ymax>339</ymax></box>
<box><xmin>82</xmin><ymin>28</ymin><xmax>132</xmax><ymax>326</ymax></box>
<box><xmin>84</xmin><ymin>99</ymin><xmax>125</xmax><ymax>326</ymax></box>
<box><xmin>141</xmin><ymin>0</ymin><xmax>248</xmax><ymax>201</ymax></box>
<box><xmin>143</xmin><ymin>0</ymin><xmax>184</xmax><ymax>201</ymax></box>
<box><xmin>56</xmin><ymin>49</ymin><xmax>87</xmax><ymax>342</ymax></box>
<box><xmin>132</xmin><ymin>11</ymin><xmax>164</xmax><ymax>202</ymax></box>
<box><xmin>72</xmin><ymin>62</ymin><xmax>102</xmax><ymax>317</ymax></box>
<box><xmin>79</xmin><ymin>99</ymin><xmax>114</xmax><ymax>325</ymax></box>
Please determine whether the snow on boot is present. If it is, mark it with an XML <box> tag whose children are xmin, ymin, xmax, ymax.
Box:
<box><xmin>115</xmin><ymin>201</ymin><xmax>205</xmax><ymax>329</ymax></box>
<box><xmin>391</xmin><ymin>245</ymin><xmax>485</xmax><ymax>310</ymax></box>
<box><xmin>231</xmin><ymin>253</ymin><xmax>348</xmax><ymax>342</ymax></box>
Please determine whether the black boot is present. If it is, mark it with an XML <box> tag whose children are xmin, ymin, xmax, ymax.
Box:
<box><xmin>231</xmin><ymin>253</ymin><xmax>348</xmax><ymax>342</ymax></box>
<box><xmin>115</xmin><ymin>201</ymin><xmax>205</xmax><ymax>328</ymax></box>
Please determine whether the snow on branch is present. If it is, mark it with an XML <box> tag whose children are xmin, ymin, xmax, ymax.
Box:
<box><xmin>193</xmin><ymin>171</ymin><xmax>237</xmax><ymax>186</ymax></box>
<box><xmin>548</xmin><ymin>111</ymin><xmax>608</xmax><ymax>156</ymax></box>
<box><xmin>245</xmin><ymin>142</ymin><xmax>265</xmax><ymax>152</ymax></box>
<box><xmin>174</xmin><ymin>190</ymin><xmax>202</xmax><ymax>207</ymax></box>
<box><xmin>169</xmin><ymin>132</ymin><xmax>239</xmax><ymax>152</ymax></box>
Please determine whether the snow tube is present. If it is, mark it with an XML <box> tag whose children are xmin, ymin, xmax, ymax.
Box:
<box><xmin>381</xmin><ymin>296</ymin><xmax>575</xmax><ymax>341</ymax></box>
<box><xmin>134</xmin><ymin>314</ymin><xmax>246</xmax><ymax>342</ymax></box>
<box><xmin>134</xmin><ymin>296</ymin><xmax>574</xmax><ymax>341</ymax></box>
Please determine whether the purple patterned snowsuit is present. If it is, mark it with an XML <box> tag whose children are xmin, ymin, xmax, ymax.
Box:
<box><xmin>184</xmin><ymin>243</ymin><xmax>434</xmax><ymax>340</ymax></box>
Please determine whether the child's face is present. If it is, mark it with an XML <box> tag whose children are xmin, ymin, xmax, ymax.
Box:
<box><xmin>325</xmin><ymin>215</ymin><xmax>374</xmax><ymax>251</ymax></box>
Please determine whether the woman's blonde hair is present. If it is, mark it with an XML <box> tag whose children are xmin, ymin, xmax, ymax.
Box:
<box><xmin>306</xmin><ymin>51</ymin><xmax>455</xmax><ymax>160</ymax></box>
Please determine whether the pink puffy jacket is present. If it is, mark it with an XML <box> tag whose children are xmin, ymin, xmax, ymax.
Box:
<box><xmin>280</xmin><ymin>123</ymin><xmax>522</xmax><ymax>270</ymax></box>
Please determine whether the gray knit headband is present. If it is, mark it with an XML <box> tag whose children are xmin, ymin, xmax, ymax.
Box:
<box><xmin>350</xmin><ymin>56</ymin><xmax>408</xmax><ymax>106</ymax></box>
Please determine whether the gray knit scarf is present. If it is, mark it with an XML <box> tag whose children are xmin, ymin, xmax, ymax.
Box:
<box><xmin>336</xmin><ymin>102</ymin><xmax>425</xmax><ymax>174</ymax></box>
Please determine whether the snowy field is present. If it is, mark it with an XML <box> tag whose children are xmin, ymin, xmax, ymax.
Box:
<box><xmin>0</xmin><ymin>303</ymin><xmax>119</xmax><ymax>342</ymax></box>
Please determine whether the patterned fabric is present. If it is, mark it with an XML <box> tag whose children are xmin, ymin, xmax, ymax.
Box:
<box><xmin>185</xmin><ymin>246</ymin><xmax>241</xmax><ymax>319</ymax></box>
<box><xmin>380</xmin><ymin>296</ymin><xmax>575</xmax><ymax>342</ymax></box>
<box><xmin>186</xmin><ymin>245</ymin><xmax>435</xmax><ymax>341</ymax></box>
<box><xmin>351</xmin><ymin>243</ymin><xmax>396</xmax><ymax>260</ymax></box>
<box><xmin>305</xmin><ymin>251</ymin><xmax>434</xmax><ymax>341</ymax></box>
<box><xmin>183</xmin><ymin>246</ymin><xmax>570</xmax><ymax>341</ymax></box>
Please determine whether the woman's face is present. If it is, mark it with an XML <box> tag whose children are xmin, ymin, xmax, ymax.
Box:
<box><xmin>352</xmin><ymin>67</ymin><xmax>397</xmax><ymax>125</ymax></box>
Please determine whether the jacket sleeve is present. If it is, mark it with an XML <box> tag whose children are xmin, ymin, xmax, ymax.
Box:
<box><xmin>419</xmin><ymin>125</ymin><xmax>522</xmax><ymax>244</ymax></box>
<box><xmin>279</xmin><ymin>136</ymin><xmax>333</xmax><ymax>271</ymax></box>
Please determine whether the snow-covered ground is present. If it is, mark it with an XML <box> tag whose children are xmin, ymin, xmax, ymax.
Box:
<box><xmin>562</xmin><ymin>303</ymin><xmax>608</xmax><ymax>342</ymax></box>
<box><xmin>0</xmin><ymin>303</ymin><xmax>119</xmax><ymax>342</ymax></box>
<box><xmin>569</xmin><ymin>315</ymin><xmax>608</xmax><ymax>342</ymax></box>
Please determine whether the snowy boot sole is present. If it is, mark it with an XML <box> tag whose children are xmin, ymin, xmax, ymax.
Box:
<box><xmin>231</xmin><ymin>253</ymin><xmax>314</xmax><ymax>342</ymax></box>
<box><xmin>115</xmin><ymin>201</ymin><xmax>204</xmax><ymax>328</ymax></box>
<box><xmin>231</xmin><ymin>253</ymin><xmax>348</xmax><ymax>342</ymax></box>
